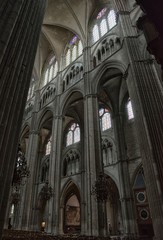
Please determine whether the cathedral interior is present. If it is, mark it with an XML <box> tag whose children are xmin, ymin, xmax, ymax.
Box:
<box><xmin>0</xmin><ymin>0</ymin><xmax>163</xmax><ymax>240</ymax></box>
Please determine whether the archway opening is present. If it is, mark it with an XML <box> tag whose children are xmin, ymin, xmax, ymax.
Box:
<box><xmin>105</xmin><ymin>175</ymin><xmax>122</xmax><ymax>236</ymax></box>
<box><xmin>133</xmin><ymin>167</ymin><xmax>154</xmax><ymax>238</ymax></box>
<box><xmin>64</xmin><ymin>194</ymin><xmax>80</xmax><ymax>234</ymax></box>
<box><xmin>62</xmin><ymin>181</ymin><xmax>81</xmax><ymax>235</ymax></box>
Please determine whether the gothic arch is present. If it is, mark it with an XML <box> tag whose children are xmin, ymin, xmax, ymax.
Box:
<box><xmin>104</xmin><ymin>174</ymin><xmax>122</xmax><ymax>235</ymax></box>
<box><xmin>60</xmin><ymin>90</ymin><xmax>84</xmax><ymax>116</ymax></box>
<box><xmin>131</xmin><ymin>163</ymin><xmax>143</xmax><ymax>187</ymax></box>
<box><xmin>19</xmin><ymin>125</ymin><xmax>30</xmax><ymax>155</ymax></box>
<box><xmin>60</xmin><ymin>180</ymin><xmax>81</xmax><ymax>206</ymax></box>
<box><xmin>93</xmin><ymin>60</ymin><xmax>128</xmax><ymax>94</ymax></box>
<box><xmin>104</xmin><ymin>170</ymin><xmax>120</xmax><ymax>194</ymax></box>
<box><xmin>88</xmin><ymin>2</ymin><xmax>116</xmax><ymax>27</ymax></box>
<box><xmin>38</xmin><ymin>109</ymin><xmax>53</xmax><ymax>131</ymax></box>
<box><xmin>20</xmin><ymin>124</ymin><xmax>30</xmax><ymax>138</ymax></box>
<box><xmin>132</xmin><ymin>165</ymin><xmax>154</xmax><ymax>238</ymax></box>
<box><xmin>60</xmin><ymin>180</ymin><xmax>81</xmax><ymax>234</ymax></box>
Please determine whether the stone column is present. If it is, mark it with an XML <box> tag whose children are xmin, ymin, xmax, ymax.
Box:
<box><xmin>21</xmin><ymin>129</ymin><xmax>40</xmax><ymax>230</ymax></box>
<box><xmin>125</xmin><ymin>36</ymin><xmax>163</xmax><ymax>239</ymax></box>
<box><xmin>47</xmin><ymin>97</ymin><xmax>63</xmax><ymax>235</ymax></box>
<box><xmin>137</xmin><ymin>15</ymin><xmax>163</xmax><ymax>80</ymax></box>
<box><xmin>83</xmin><ymin>94</ymin><xmax>102</xmax><ymax>236</ymax></box>
<box><xmin>112</xmin><ymin>112</ymin><xmax>136</xmax><ymax>237</ymax></box>
<box><xmin>113</xmin><ymin>0</ymin><xmax>129</xmax><ymax>12</ymax></box>
<box><xmin>19</xmin><ymin>89</ymin><xmax>41</xmax><ymax>230</ymax></box>
<box><xmin>0</xmin><ymin>1</ymin><xmax>46</xmax><ymax>237</ymax></box>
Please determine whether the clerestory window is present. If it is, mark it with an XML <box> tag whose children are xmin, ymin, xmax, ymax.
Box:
<box><xmin>92</xmin><ymin>9</ymin><xmax>117</xmax><ymax>43</ymax></box>
<box><xmin>66</xmin><ymin>123</ymin><xmax>80</xmax><ymax>146</ymax></box>
<box><xmin>65</xmin><ymin>36</ymin><xmax>83</xmax><ymax>67</ymax></box>
<box><xmin>43</xmin><ymin>55</ymin><xmax>58</xmax><ymax>86</ymax></box>
<box><xmin>127</xmin><ymin>99</ymin><xmax>134</xmax><ymax>120</ymax></box>
<box><xmin>45</xmin><ymin>137</ymin><xmax>52</xmax><ymax>155</ymax></box>
<box><xmin>99</xmin><ymin>107</ymin><xmax>112</xmax><ymax>131</ymax></box>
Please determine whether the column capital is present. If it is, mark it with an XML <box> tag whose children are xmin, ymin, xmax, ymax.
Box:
<box><xmin>84</xmin><ymin>93</ymin><xmax>98</xmax><ymax>100</ymax></box>
<box><xmin>118</xmin><ymin>10</ymin><xmax>130</xmax><ymax>15</ymax></box>
<box><xmin>53</xmin><ymin>115</ymin><xmax>64</xmax><ymax>120</ymax></box>
<box><xmin>134</xmin><ymin>59</ymin><xmax>154</xmax><ymax>64</ymax></box>
<box><xmin>29</xmin><ymin>130</ymin><xmax>39</xmax><ymax>135</ymax></box>
<box><xmin>82</xmin><ymin>46</ymin><xmax>91</xmax><ymax>52</ymax></box>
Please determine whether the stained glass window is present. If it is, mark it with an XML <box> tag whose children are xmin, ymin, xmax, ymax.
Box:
<box><xmin>49</xmin><ymin>65</ymin><xmax>53</xmax><ymax>81</ymax></box>
<box><xmin>66</xmin><ymin>131</ymin><xmax>73</xmax><ymax>146</ymax></box>
<box><xmin>45</xmin><ymin>70</ymin><xmax>49</xmax><ymax>85</ymax></box>
<box><xmin>93</xmin><ymin>25</ymin><xmax>100</xmax><ymax>42</ymax></box>
<box><xmin>46</xmin><ymin>137</ymin><xmax>52</xmax><ymax>155</ymax></box>
<box><xmin>65</xmin><ymin>37</ymin><xmax>83</xmax><ymax>67</ymax></box>
<box><xmin>92</xmin><ymin>9</ymin><xmax>117</xmax><ymax>44</ymax></box>
<box><xmin>107</xmin><ymin>10</ymin><xmax>116</xmax><ymax>29</ymax></box>
<box><xmin>72</xmin><ymin>45</ymin><xmax>77</xmax><ymax>62</ymax></box>
<box><xmin>43</xmin><ymin>55</ymin><xmax>58</xmax><ymax>86</ymax></box>
<box><xmin>97</xmin><ymin>8</ymin><xmax>107</xmax><ymax>19</ymax></box>
<box><xmin>74</xmin><ymin>126</ymin><xmax>80</xmax><ymax>143</ymax></box>
<box><xmin>127</xmin><ymin>99</ymin><xmax>134</xmax><ymax>120</ymax></box>
<box><xmin>78</xmin><ymin>40</ymin><xmax>83</xmax><ymax>56</ymax></box>
<box><xmin>53</xmin><ymin>62</ymin><xmax>58</xmax><ymax>78</ymax></box>
<box><xmin>99</xmin><ymin>108</ymin><xmax>112</xmax><ymax>131</ymax></box>
<box><xmin>66</xmin><ymin>49</ymin><xmax>71</xmax><ymax>66</ymax></box>
<box><xmin>100</xmin><ymin>19</ymin><xmax>107</xmax><ymax>36</ymax></box>
<box><xmin>66</xmin><ymin>123</ymin><xmax>80</xmax><ymax>146</ymax></box>
<box><xmin>70</xmin><ymin>35</ymin><xmax>78</xmax><ymax>45</ymax></box>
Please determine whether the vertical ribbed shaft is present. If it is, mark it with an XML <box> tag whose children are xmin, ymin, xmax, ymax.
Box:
<box><xmin>51</xmin><ymin>113</ymin><xmax>63</xmax><ymax>235</ymax></box>
<box><xmin>84</xmin><ymin>94</ymin><xmax>102</xmax><ymax>236</ymax></box>
<box><xmin>125</xmin><ymin>37</ymin><xmax>163</xmax><ymax>239</ymax></box>
<box><xmin>112</xmin><ymin>112</ymin><xmax>136</xmax><ymax>236</ymax></box>
<box><xmin>0</xmin><ymin>1</ymin><xmax>46</xmax><ymax>238</ymax></box>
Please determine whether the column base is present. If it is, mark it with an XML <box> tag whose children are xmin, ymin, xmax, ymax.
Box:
<box><xmin>153</xmin><ymin>237</ymin><xmax>163</xmax><ymax>240</ymax></box>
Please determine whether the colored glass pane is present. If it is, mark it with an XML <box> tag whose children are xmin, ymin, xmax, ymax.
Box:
<box><xmin>97</xmin><ymin>8</ymin><xmax>107</xmax><ymax>19</ymax></box>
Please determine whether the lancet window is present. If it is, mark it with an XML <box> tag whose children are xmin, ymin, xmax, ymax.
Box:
<box><xmin>66</xmin><ymin>123</ymin><xmax>80</xmax><ymax>146</ymax></box>
<box><xmin>43</xmin><ymin>55</ymin><xmax>58</xmax><ymax>86</ymax></box>
<box><xmin>92</xmin><ymin>9</ymin><xmax>117</xmax><ymax>43</ymax></box>
<box><xmin>99</xmin><ymin>107</ymin><xmax>112</xmax><ymax>131</ymax></box>
<box><xmin>65</xmin><ymin>37</ymin><xmax>83</xmax><ymax>67</ymax></box>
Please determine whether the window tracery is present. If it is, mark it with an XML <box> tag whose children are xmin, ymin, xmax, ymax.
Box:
<box><xmin>101</xmin><ymin>138</ymin><xmax>117</xmax><ymax>165</ymax></box>
<box><xmin>92</xmin><ymin>9</ymin><xmax>117</xmax><ymax>43</ymax></box>
<box><xmin>43</xmin><ymin>55</ymin><xmax>58</xmax><ymax>86</ymax></box>
<box><xmin>107</xmin><ymin>10</ymin><xmax>117</xmax><ymax>29</ymax></box>
<box><xmin>100</xmin><ymin>19</ymin><xmax>107</xmax><ymax>36</ymax></box>
<box><xmin>65</xmin><ymin>37</ymin><xmax>83</xmax><ymax>67</ymax></box>
<box><xmin>63</xmin><ymin>150</ymin><xmax>80</xmax><ymax>176</ymax></box>
<box><xmin>99</xmin><ymin>108</ymin><xmax>112</xmax><ymax>131</ymax></box>
<box><xmin>97</xmin><ymin>8</ymin><xmax>107</xmax><ymax>20</ymax></box>
<box><xmin>93</xmin><ymin>25</ymin><xmax>100</xmax><ymax>42</ymax></box>
<box><xmin>66</xmin><ymin>123</ymin><xmax>80</xmax><ymax>147</ymax></box>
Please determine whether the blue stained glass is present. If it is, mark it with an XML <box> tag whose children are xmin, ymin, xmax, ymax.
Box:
<box><xmin>70</xmin><ymin>35</ymin><xmax>78</xmax><ymax>45</ymax></box>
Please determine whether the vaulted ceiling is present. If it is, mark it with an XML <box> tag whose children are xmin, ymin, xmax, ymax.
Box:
<box><xmin>34</xmin><ymin>0</ymin><xmax>117</xmax><ymax>78</ymax></box>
